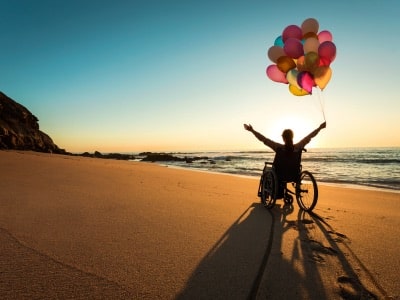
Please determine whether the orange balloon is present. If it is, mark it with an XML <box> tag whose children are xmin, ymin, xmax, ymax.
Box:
<box><xmin>302</xmin><ymin>32</ymin><xmax>318</xmax><ymax>40</ymax></box>
<box><xmin>296</xmin><ymin>55</ymin><xmax>307</xmax><ymax>72</ymax></box>
<box><xmin>314</xmin><ymin>66</ymin><xmax>332</xmax><ymax>89</ymax></box>
<box><xmin>277</xmin><ymin>56</ymin><xmax>296</xmax><ymax>73</ymax></box>
<box><xmin>289</xmin><ymin>84</ymin><xmax>310</xmax><ymax>96</ymax></box>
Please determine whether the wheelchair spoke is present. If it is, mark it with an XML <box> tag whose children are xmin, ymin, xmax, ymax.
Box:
<box><xmin>296</xmin><ymin>171</ymin><xmax>318</xmax><ymax>211</ymax></box>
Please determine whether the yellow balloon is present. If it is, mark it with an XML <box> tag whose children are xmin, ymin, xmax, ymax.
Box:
<box><xmin>289</xmin><ymin>84</ymin><xmax>310</xmax><ymax>96</ymax></box>
<box><xmin>314</xmin><ymin>66</ymin><xmax>332</xmax><ymax>89</ymax></box>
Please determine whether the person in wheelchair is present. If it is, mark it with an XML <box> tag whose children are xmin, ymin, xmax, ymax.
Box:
<box><xmin>244</xmin><ymin>121</ymin><xmax>326</xmax><ymax>198</ymax></box>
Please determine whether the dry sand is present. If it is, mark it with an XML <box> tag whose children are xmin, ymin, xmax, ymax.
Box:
<box><xmin>0</xmin><ymin>150</ymin><xmax>399</xmax><ymax>299</ymax></box>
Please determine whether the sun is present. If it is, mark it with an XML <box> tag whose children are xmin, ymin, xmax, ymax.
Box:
<box><xmin>265</xmin><ymin>114</ymin><xmax>316</xmax><ymax>144</ymax></box>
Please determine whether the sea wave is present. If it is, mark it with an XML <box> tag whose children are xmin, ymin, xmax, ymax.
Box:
<box><xmin>149</xmin><ymin>148</ymin><xmax>400</xmax><ymax>191</ymax></box>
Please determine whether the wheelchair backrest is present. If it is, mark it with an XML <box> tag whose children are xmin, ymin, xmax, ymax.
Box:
<box><xmin>273</xmin><ymin>147</ymin><xmax>302</xmax><ymax>182</ymax></box>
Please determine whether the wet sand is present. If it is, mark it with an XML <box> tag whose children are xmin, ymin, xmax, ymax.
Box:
<box><xmin>0</xmin><ymin>151</ymin><xmax>399</xmax><ymax>299</ymax></box>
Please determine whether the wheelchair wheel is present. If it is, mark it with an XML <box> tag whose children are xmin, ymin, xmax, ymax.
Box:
<box><xmin>296</xmin><ymin>170</ymin><xmax>318</xmax><ymax>212</ymax></box>
<box><xmin>261</xmin><ymin>169</ymin><xmax>277</xmax><ymax>209</ymax></box>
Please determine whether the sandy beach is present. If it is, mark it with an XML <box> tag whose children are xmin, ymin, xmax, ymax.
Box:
<box><xmin>0</xmin><ymin>150</ymin><xmax>399</xmax><ymax>299</ymax></box>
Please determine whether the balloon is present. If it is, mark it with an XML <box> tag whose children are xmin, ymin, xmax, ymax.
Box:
<box><xmin>266</xmin><ymin>18</ymin><xmax>335</xmax><ymax>94</ymax></box>
<box><xmin>286</xmin><ymin>69</ymin><xmax>301</xmax><ymax>88</ymax></box>
<box><xmin>304</xmin><ymin>52</ymin><xmax>320</xmax><ymax>72</ymax></box>
<box><xmin>303</xmin><ymin>37</ymin><xmax>320</xmax><ymax>53</ymax></box>
<box><xmin>289</xmin><ymin>84</ymin><xmax>310</xmax><ymax>96</ymax></box>
<box><xmin>318</xmin><ymin>56</ymin><xmax>330</xmax><ymax>66</ymax></box>
<box><xmin>282</xmin><ymin>25</ymin><xmax>302</xmax><ymax>42</ymax></box>
<box><xmin>314</xmin><ymin>66</ymin><xmax>332</xmax><ymax>89</ymax></box>
<box><xmin>302</xmin><ymin>32</ymin><xmax>318</xmax><ymax>40</ymax></box>
<box><xmin>297</xmin><ymin>71</ymin><xmax>314</xmax><ymax>93</ymax></box>
<box><xmin>274</xmin><ymin>36</ymin><xmax>284</xmax><ymax>47</ymax></box>
<box><xmin>283</xmin><ymin>38</ymin><xmax>304</xmax><ymax>58</ymax></box>
<box><xmin>318</xmin><ymin>30</ymin><xmax>333</xmax><ymax>43</ymax></box>
<box><xmin>301</xmin><ymin>18</ymin><xmax>319</xmax><ymax>35</ymax></box>
<box><xmin>318</xmin><ymin>41</ymin><xmax>336</xmax><ymax>63</ymax></box>
<box><xmin>296</xmin><ymin>55</ymin><xmax>307</xmax><ymax>72</ymax></box>
<box><xmin>266</xmin><ymin>65</ymin><xmax>288</xmax><ymax>84</ymax></box>
<box><xmin>267</xmin><ymin>45</ymin><xmax>285</xmax><ymax>63</ymax></box>
<box><xmin>277</xmin><ymin>56</ymin><xmax>296</xmax><ymax>73</ymax></box>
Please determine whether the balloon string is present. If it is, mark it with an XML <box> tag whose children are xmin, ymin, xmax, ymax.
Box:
<box><xmin>317</xmin><ymin>89</ymin><xmax>326</xmax><ymax>122</ymax></box>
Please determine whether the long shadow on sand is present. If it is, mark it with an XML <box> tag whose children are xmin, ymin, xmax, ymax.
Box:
<box><xmin>259</xmin><ymin>202</ymin><xmax>381</xmax><ymax>299</ymax></box>
<box><xmin>175</xmin><ymin>202</ymin><xmax>273</xmax><ymax>300</ymax></box>
<box><xmin>176</xmin><ymin>200</ymin><xmax>383</xmax><ymax>300</ymax></box>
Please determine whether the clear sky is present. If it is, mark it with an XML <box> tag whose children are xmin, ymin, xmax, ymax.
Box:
<box><xmin>1</xmin><ymin>0</ymin><xmax>399</xmax><ymax>152</ymax></box>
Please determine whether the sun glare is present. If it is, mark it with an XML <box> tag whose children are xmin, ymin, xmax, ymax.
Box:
<box><xmin>265</xmin><ymin>115</ymin><xmax>315</xmax><ymax>144</ymax></box>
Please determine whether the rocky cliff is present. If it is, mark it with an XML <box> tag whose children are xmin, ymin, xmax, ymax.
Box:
<box><xmin>0</xmin><ymin>92</ymin><xmax>65</xmax><ymax>153</ymax></box>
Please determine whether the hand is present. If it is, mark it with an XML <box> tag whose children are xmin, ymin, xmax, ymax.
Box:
<box><xmin>243</xmin><ymin>124</ymin><xmax>253</xmax><ymax>131</ymax></box>
<box><xmin>319</xmin><ymin>122</ymin><xmax>327</xmax><ymax>129</ymax></box>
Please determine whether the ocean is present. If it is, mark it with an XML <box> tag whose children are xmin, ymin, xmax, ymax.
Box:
<box><xmin>135</xmin><ymin>147</ymin><xmax>400</xmax><ymax>192</ymax></box>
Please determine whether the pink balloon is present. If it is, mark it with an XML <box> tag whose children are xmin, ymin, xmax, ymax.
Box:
<box><xmin>297</xmin><ymin>71</ymin><xmax>314</xmax><ymax>93</ymax></box>
<box><xmin>282</xmin><ymin>25</ymin><xmax>302</xmax><ymax>42</ymax></box>
<box><xmin>318</xmin><ymin>41</ymin><xmax>336</xmax><ymax>63</ymax></box>
<box><xmin>266</xmin><ymin>65</ymin><xmax>288</xmax><ymax>84</ymax></box>
<box><xmin>318</xmin><ymin>30</ymin><xmax>333</xmax><ymax>43</ymax></box>
<box><xmin>283</xmin><ymin>38</ymin><xmax>304</xmax><ymax>58</ymax></box>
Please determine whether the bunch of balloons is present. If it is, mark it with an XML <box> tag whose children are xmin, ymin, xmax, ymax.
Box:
<box><xmin>266</xmin><ymin>18</ymin><xmax>336</xmax><ymax>96</ymax></box>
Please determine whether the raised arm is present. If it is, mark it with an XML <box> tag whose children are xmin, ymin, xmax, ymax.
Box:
<box><xmin>243</xmin><ymin>124</ymin><xmax>278</xmax><ymax>151</ymax></box>
<box><xmin>298</xmin><ymin>122</ymin><xmax>326</xmax><ymax>148</ymax></box>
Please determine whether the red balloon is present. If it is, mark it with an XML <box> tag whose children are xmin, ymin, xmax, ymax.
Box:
<box><xmin>283</xmin><ymin>38</ymin><xmax>304</xmax><ymax>58</ymax></box>
<box><xmin>282</xmin><ymin>25</ymin><xmax>302</xmax><ymax>42</ymax></box>
<box><xmin>318</xmin><ymin>41</ymin><xmax>336</xmax><ymax>63</ymax></box>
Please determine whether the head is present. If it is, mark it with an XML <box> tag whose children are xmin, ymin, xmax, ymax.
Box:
<box><xmin>282</xmin><ymin>129</ymin><xmax>294</xmax><ymax>145</ymax></box>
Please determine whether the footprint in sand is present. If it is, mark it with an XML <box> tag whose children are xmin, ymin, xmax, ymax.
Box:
<box><xmin>309</xmin><ymin>239</ymin><xmax>338</xmax><ymax>255</ymax></box>
<box><xmin>337</xmin><ymin>275</ymin><xmax>378</xmax><ymax>299</ymax></box>
<box><xmin>327</xmin><ymin>231</ymin><xmax>348</xmax><ymax>243</ymax></box>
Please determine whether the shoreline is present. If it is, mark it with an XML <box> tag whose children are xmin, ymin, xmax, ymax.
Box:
<box><xmin>157</xmin><ymin>162</ymin><xmax>400</xmax><ymax>194</ymax></box>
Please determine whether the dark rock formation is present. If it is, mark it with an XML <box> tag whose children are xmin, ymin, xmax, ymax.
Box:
<box><xmin>140</xmin><ymin>152</ymin><xmax>209</xmax><ymax>163</ymax></box>
<box><xmin>79</xmin><ymin>151</ymin><xmax>135</xmax><ymax>160</ymax></box>
<box><xmin>141</xmin><ymin>153</ymin><xmax>184</xmax><ymax>162</ymax></box>
<box><xmin>0</xmin><ymin>92</ymin><xmax>65</xmax><ymax>153</ymax></box>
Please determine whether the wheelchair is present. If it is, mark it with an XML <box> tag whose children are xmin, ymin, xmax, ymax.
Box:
<box><xmin>257</xmin><ymin>148</ymin><xmax>318</xmax><ymax>212</ymax></box>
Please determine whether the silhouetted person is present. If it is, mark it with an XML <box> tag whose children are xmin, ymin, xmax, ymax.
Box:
<box><xmin>244</xmin><ymin>122</ymin><xmax>326</xmax><ymax>197</ymax></box>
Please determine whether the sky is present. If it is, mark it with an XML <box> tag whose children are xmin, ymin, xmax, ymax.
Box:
<box><xmin>0</xmin><ymin>0</ymin><xmax>399</xmax><ymax>153</ymax></box>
